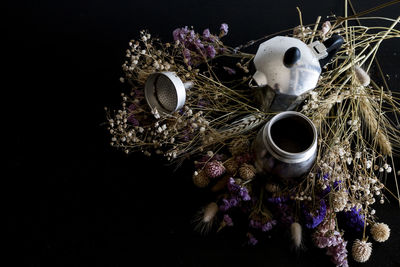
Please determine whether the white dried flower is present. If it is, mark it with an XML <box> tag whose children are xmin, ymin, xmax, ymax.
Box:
<box><xmin>370</xmin><ymin>223</ymin><xmax>390</xmax><ymax>242</ymax></box>
<box><xmin>320</xmin><ymin>21</ymin><xmax>331</xmax><ymax>36</ymax></box>
<box><xmin>383</xmin><ymin>163</ymin><xmax>389</xmax><ymax>169</ymax></box>
<box><xmin>366</xmin><ymin>160</ymin><xmax>372</xmax><ymax>169</ymax></box>
<box><xmin>332</xmin><ymin>191</ymin><xmax>348</xmax><ymax>212</ymax></box>
<box><xmin>352</xmin><ymin>239</ymin><xmax>372</xmax><ymax>263</ymax></box>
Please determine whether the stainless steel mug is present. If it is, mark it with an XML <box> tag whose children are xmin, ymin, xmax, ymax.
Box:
<box><xmin>253</xmin><ymin>111</ymin><xmax>317</xmax><ymax>179</ymax></box>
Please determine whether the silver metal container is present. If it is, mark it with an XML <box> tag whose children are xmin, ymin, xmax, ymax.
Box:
<box><xmin>253</xmin><ymin>111</ymin><xmax>317</xmax><ymax>180</ymax></box>
<box><xmin>251</xmin><ymin>35</ymin><xmax>344</xmax><ymax>112</ymax></box>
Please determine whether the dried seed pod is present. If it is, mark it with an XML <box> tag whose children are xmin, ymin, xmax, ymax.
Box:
<box><xmin>239</xmin><ymin>163</ymin><xmax>256</xmax><ymax>180</ymax></box>
<box><xmin>228</xmin><ymin>137</ymin><xmax>249</xmax><ymax>156</ymax></box>
<box><xmin>193</xmin><ymin>171</ymin><xmax>210</xmax><ymax>188</ymax></box>
<box><xmin>224</xmin><ymin>158</ymin><xmax>239</xmax><ymax>174</ymax></box>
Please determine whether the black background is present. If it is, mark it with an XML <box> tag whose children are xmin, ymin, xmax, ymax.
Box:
<box><xmin>4</xmin><ymin>0</ymin><xmax>400</xmax><ymax>266</ymax></box>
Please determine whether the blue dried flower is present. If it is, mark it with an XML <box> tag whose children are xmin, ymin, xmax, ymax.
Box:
<box><xmin>303</xmin><ymin>199</ymin><xmax>327</xmax><ymax>229</ymax></box>
<box><xmin>341</xmin><ymin>207</ymin><xmax>364</xmax><ymax>232</ymax></box>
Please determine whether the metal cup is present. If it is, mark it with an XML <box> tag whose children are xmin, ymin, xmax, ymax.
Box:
<box><xmin>253</xmin><ymin>111</ymin><xmax>317</xmax><ymax>180</ymax></box>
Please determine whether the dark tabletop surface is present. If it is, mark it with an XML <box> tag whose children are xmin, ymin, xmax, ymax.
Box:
<box><xmin>5</xmin><ymin>0</ymin><xmax>400</xmax><ymax>266</ymax></box>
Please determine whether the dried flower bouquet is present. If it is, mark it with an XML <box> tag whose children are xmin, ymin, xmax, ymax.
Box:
<box><xmin>105</xmin><ymin>1</ymin><xmax>400</xmax><ymax>266</ymax></box>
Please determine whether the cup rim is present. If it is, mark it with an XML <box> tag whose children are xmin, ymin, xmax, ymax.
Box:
<box><xmin>263</xmin><ymin>111</ymin><xmax>317</xmax><ymax>163</ymax></box>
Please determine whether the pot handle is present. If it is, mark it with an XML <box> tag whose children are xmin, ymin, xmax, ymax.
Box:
<box><xmin>319</xmin><ymin>34</ymin><xmax>344</xmax><ymax>67</ymax></box>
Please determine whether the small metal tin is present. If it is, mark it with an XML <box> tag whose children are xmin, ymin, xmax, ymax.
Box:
<box><xmin>145</xmin><ymin>71</ymin><xmax>188</xmax><ymax>114</ymax></box>
<box><xmin>253</xmin><ymin>111</ymin><xmax>318</xmax><ymax>180</ymax></box>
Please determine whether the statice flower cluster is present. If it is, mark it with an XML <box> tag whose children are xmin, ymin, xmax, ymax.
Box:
<box><xmin>249</xmin><ymin>217</ymin><xmax>277</xmax><ymax>232</ymax></box>
<box><xmin>340</xmin><ymin>207</ymin><xmax>365</xmax><ymax>232</ymax></box>
<box><xmin>219</xmin><ymin>178</ymin><xmax>251</xmax><ymax>212</ymax></box>
<box><xmin>267</xmin><ymin>196</ymin><xmax>294</xmax><ymax>226</ymax></box>
<box><xmin>227</xmin><ymin>178</ymin><xmax>251</xmax><ymax>201</ymax></box>
<box><xmin>247</xmin><ymin>232</ymin><xmax>258</xmax><ymax>246</ymax></box>
<box><xmin>173</xmin><ymin>24</ymin><xmax>228</xmax><ymax>66</ymax></box>
<box><xmin>313</xmin><ymin>215</ymin><xmax>349</xmax><ymax>267</ymax></box>
<box><xmin>303</xmin><ymin>199</ymin><xmax>327</xmax><ymax>229</ymax></box>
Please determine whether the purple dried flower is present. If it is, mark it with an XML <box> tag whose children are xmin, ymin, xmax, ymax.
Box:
<box><xmin>194</xmin><ymin>38</ymin><xmax>205</xmax><ymax>50</ymax></box>
<box><xmin>204</xmin><ymin>160</ymin><xmax>225</xmax><ymax>178</ymax></box>
<box><xmin>203</xmin><ymin>28</ymin><xmax>211</xmax><ymax>38</ymax></box>
<box><xmin>248</xmin><ymin>235</ymin><xmax>258</xmax><ymax>245</ymax></box>
<box><xmin>206</xmin><ymin>45</ymin><xmax>216</xmax><ymax>58</ymax></box>
<box><xmin>223</xmin><ymin>66</ymin><xmax>236</xmax><ymax>75</ymax></box>
<box><xmin>239</xmin><ymin>187</ymin><xmax>251</xmax><ymax>201</ymax></box>
<box><xmin>261</xmin><ymin>222</ymin><xmax>272</xmax><ymax>232</ymax></box>
<box><xmin>188</xmin><ymin>29</ymin><xmax>196</xmax><ymax>40</ymax></box>
<box><xmin>172</xmin><ymin>26</ymin><xmax>189</xmax><ymax>42</ymax></box>
<box><xmin>219</xmin><ymin>198</ymin><xmax>231</xmax><ymax>212</ymax></box>
<box><xmin>128</xmin><ymin>104</ymin><xmax>137</xmax><ymax>111</ymax></box>
<box><xmin>227</xmin><ymin>178</ymin><xmax>251</xmax><ymax>202</ymax></box>
<box><xmin>220</xmin><ymin>23</ymin><xmax>228</xmax><ymax>35</ymax></box>
<box><xmin>172</xmin><ymin>28</ymin><xmax>180</xmax><ymax>41</ymax></box>
<box><xmin>229</xmin><ymin>197</ymin><xmax>239</xmax><ymax>207</ymax></box>
<box><xmin>183</xmin><ymin>48</ymin><xmax>191</xmax><ymax>64</ymax></box>
<box><xmin>134</xmin><ymin>89</ymin><xmax>144</xmax><ymax>97</ymax></box>
<box><xmin>224</xmin><ymin>214</ymin><xmax>233</xmax><ymax>226</ymax></box>
<box><xmin>313</xmin><ymin>212</ymin><xmax>349</xmax><ymax>267</ymax></box>
<box><xmin>327</xmin><ymin>240</ymin><xmax>349</xmax><ymax>267</ymax></box>
<box><xmin>127</xmin><ymin>115</ymin><xmax>139</xmax><ymax>126</ymax></box>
